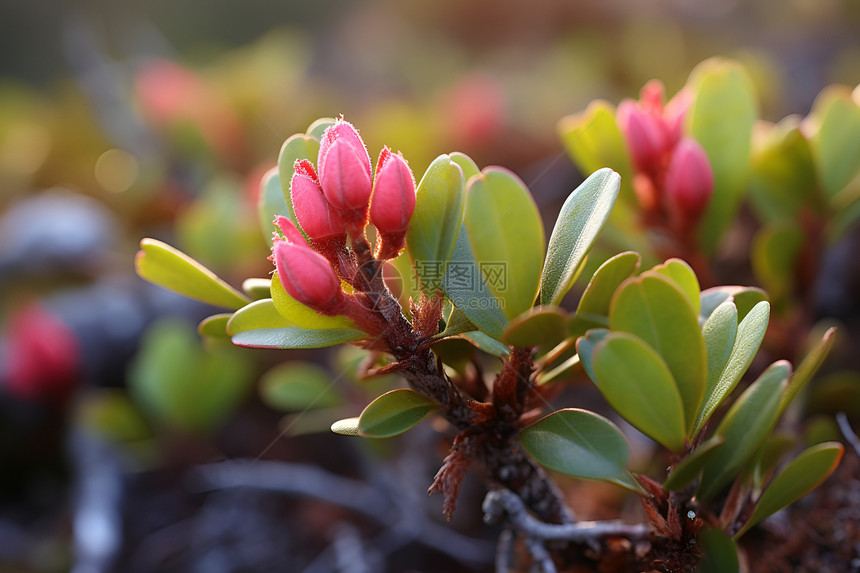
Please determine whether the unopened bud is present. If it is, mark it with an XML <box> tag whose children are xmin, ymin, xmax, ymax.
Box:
<box><xmin>617</xmin><ymin>100</ymin><xmax>669</xmax><ymax>173</ymax></box>
<box><xmin>290</xmin><ymin>159</ymin><xmax>347</xmax><ymax>241</ymax></box>
<box><xmin>663</xmin><ymin>88</ymin><xmax>693</xmax><ymax>148</ymax></box>
<box><xmin>664</xmin><ymin>138</ymin><xmax>714</xmax><ymax>225</ymax></box>
<box><xmin>272</xmin><ymin>231</ymin><xmax>344</xmax><ymax>314</ymax></box>
<box><xmin>317</xmin><ymin>119</ymin><xmax>373</xmax><ymax>227</ymax></box>
<box><xmin>370</xmin><ymin>148</ymin><xmax>415</xmax><ymax>259</ymax></box>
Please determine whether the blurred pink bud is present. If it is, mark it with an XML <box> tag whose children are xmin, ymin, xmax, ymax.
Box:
<box><xmin>272</xmin><ymin>236</ymin><xmax>343</xmax><ymax>313</ymax></box>
<box><xmin>639</xmin><ymin>79</ymin><xmax>665</xmax><ymax>115</ymax></box>
<box><xmin>290</xmin><ymin>159</ymin><xmax>347</xmax><ymax>241</ymax></box>
<box><xmin>370</xmin><ymin>148</ymin><xmax>416</xmax><ymax>259</ymax></box>
<box><xmin>317</xmin><ymin>119</ymin><xmax>373</xmax><ymax>221</ymax></box>
<box><xmin>663</xmin><ymin>88</ymin><xmax>693</xmax><ymax>148</ymax></box>
<box><xmin>617</xmin><ymin>100</ymin><xmax>669</xmax><ymax>172</ymax></box>
<box><xmin>370</xmin><ymin>148</ymin><xmax>416</xmax><ymax>234</ymax></box>
<box><xmin>664</xmin><ymin>138</ymin><xmax>714</xmax><ymax>222</ymax></box>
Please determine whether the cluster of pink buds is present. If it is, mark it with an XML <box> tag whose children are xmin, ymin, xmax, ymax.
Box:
<box><xmin>616</xmin><ymin>80</ymin><xmax>714</xmax><ymax>239</ymax></box>
<box><xmin>270</xmin><ymin>119</ymin><xmax>417</xmax><ymax>332</ymax></box>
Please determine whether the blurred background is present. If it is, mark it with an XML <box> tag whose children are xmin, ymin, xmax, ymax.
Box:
<box><xmin>1</xmin><ymin>1</ymin><xmax>859</xmax><ymax>571</ymax></box>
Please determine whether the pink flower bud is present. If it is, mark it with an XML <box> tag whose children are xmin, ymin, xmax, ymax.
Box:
<box><xmin>317</xmin><ymin>119</ymin><xmax>373</xmax><ymax>223</ymax></box>
<box><xmin>274</xmin><ymin>215</ymin><xmax>306</xmax><ymax>244</ymax></box>
<box><xmin>290</xmin><ymin>159</ymin><xmax>347</xmax><ymax>241</ymax></box>
<box><xmin>369</xmin><ymin>148</ymin><xmax>416</xmax><ymax>259</ymax></box>
<box><xmin>272</xmin><ymin>236</ymin><xmax>344</xmax><ymax>314</ymax></box>
<box><xmin>664</xmin><ymin>138</ymin><xmax>714</xmax><ymax>224</ymax></box>
<box><xmin>617</xmin><ymin>100</ymin><xmax>669</xmax><ymax>173</ymax></box>
<box><xmin>663</xmin><ymin>88</ymin><xmax>693</xmax><ymax>148</ymax></box>
<box><xmin>639</xmin><ymin>79</ymin><xmax>665</xmax><ymax>115</ymax></box>
<box><xmin>370</xmin><ymin>147</ymin><xmax>415</xmax><ymax>234</ymax></box>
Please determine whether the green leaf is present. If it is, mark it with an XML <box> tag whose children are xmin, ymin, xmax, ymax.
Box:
<box><xmin>609</xmin><ymin>273</ymin><xmax>706</xmax><ymax>430</ymax></box>
<box><xmin>686</xmin><ymin>58</ymin><xmax>758</xmax><ymax>253</ymax></box>
<box><xmin>694</xmin><ymin>301</ymin><xmax>770</xmax><ymax>434</ymax></box>
<box><xmin>259</xmin><ymin>362</ymin><xmax>340</xmax><ymax>412</ymax></box>
<box><xmin>575</xmin><ymin>251</ymin><xmax>641</xmax><ymax>318</ymax></box>
<box><xmin>701</xmin><ymin>300</ymin><xmax>738</xmax><ymax>422</ymax></box>
<box><xmin>357</xmin><ymin>389</ymin><xmax>440</xmax><ymax>438</ymax></box>
<box><xmin>591</xmin><ymin>332</ymin><xmax>687</xmax><ymax>452</ymax></box>
<box><xmin>696</xmin><ymin>529</ymin><xmax>738</xmax><ymax>573</ymax></box>
<box><xmin>449</xmin><ymin>151</ymin><xmax>481</xmax><ymax>182</ymax></box>
<box><xmin>748</xmin><ymin>117</ymin><xmax>817</xmax><ymax>223</ymax></box>
<box><xmin>736</xmin><ymin>442</ymin><xmax>844</xmax><ymax>538</ymax></box>
<box><xmin>517</xmin><ymin>408</ymin><xmax>643</xmax><ymax>493</ymax></box>
<box><xmin>778</xmin><ymin>327</ymin><xmax>837</xmax><ymax>416</ymax></box>
<box><xmin>257</xmin><ymin>167</ymin><xmax>290</xmax><ymax>241</ymax></box>
<box><xmin>129</xmin><ymin>319</ymin><xmax>251</xmax><ymax>433</ymax></box>
<box><xmin>198</xmin><ymin>313</ymin><xmax>231</xmax><ymax>338</ymax></box>
<box><xmin>502</xmin><ymin>307</ymin><xmax>568</xmax><ymax>349</ymax></box>
<box><xmin>457</xmin><ymin>331</ymin><xmax>511</xmax><ymax>358</ymax></box>
<box><xmin>242</xmin><ymin>278</ymin><xmax>272</xmax><ymax>300</ymax></box>
<box><xmin>699</xmin><ymin>286</ymin><xmax>767</xmax><ymax>324</ymax></box>
<box><xmin>227</xmin><ymin>299</ymin><xmax>294</xmax><ymax>335</ymax></box>
<box><xmin>649</xmin><ymin>258</ymin><xmax>701</xmax><ymax>316</ymax></box>
<box><xmin>557</xmin><ymin>100</ymin><xmax>634</xmax><ymax>198</ymax></box>
<box><xmin>464</xmin><ymin>167</ymin><xmax>545</xmax><ymax>319</ymax></box>
<box><xmin>752</xmin><ymin>225</ymin><xmax>804</xmax><ymax>308</ymax></box>
<box><xmin>406</xmin><ymin>154</ymin><xmax>466</xmax><ymax>292</ymax></box>
<box><xmin>540</xmin><ymin>168</ymin><xmax>621</xmax><ymax>305</ymax></box>
<box><xmin>662</xmin><ymin>435</ymin><xmax>726</xmax><ymax>491</ymax></box>
<box><xmin>697</xmin><ymin>361</ymin><xmax>792</xmax><ymax>500</ymax></box>
<box><xmin>331</xmin><ymin>417</ymin><xmax>361</xmax><ymax>436</ymax></box>
<box><xmin>277</xmin><ymin>132</ymin><xmax>322</xmax><ymax>223</ymax></box>
<box><xmin>808</xmin><ymin>86</ymin><xmax>860</xmax><ymax>201</ymax></box>
<box><xmin>232</xmin><ymin>327</ymin><xmax>367</xmax><ymax>349</ymax></box>
<box><xmin>442</xmin><ymin>225</ymin><xmax>509</xmax><ymax>340</ymax></box>
<box><xmin>136</xmin><ymin>239</ymin><xmax>251</xmax><ymax>309</ymax></box>
<box><xmin>306</xmin><ymin>117</ymin><xmax>337</xmax><ymax>141</ymax></box>
<box><xmin>575</xmin><ymin>328</ymin><xmax>609</xmax><ymax>383</ymax></box>
<box><xmin>270</xmin><ymin>273</ymin><xmax>355</xmax><ymax>330</ymax></box>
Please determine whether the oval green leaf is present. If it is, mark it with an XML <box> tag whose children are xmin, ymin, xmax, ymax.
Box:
<box><xmin>610</xmin><ymin>273</ymin><xmax>706</xmax><ymax>430</ymax></box>
<box><xmin>700</xmin><ymin>300</ymin><xmax>738</xmax><ymax>427</ymax></box>
<box><xmin>464</xmin><ymin>167</ymin><xmax>546</xmax><ymax>319</ymax></box>
<box><xmin>502</xmin><ymin>307</ymin><xmax>568</xmax><ymax>349</ymax></box>
<box><xmin>517</xmin><ymin>408</ymin><xmax>641</xmax><ymax>492</ymax></box>
<box><xmin>592</xmin><ymin>332</ymin><xmax>687</xmax><ymax>452</ymax></box>
<box><xmin>442</xmin><ymin>225</ymin><xmax>509</xmax><ymax>340</ymax></box>
<box><xmin>232</xmin><ymin>327</ymin><xmax>367</xmax><ymax>349</ymax></box>
<box><xmin>662</xmin><ymin>435</ymin><xmax>725</xmax><ymax>491</ymax></box>
<box><xmin>449</xmin><ymin>151</ymin><xmax>481</xmax><ymax>182</ymax></box>
<box><xmin>277</xmin><ymin>132</ymin><xmax>322</xmax><ymax>223</ymax></box>
<box><xmin>259</xmin><ymin>362</ymin><xmax>340</xmax><ymax>412</ymax></box>
<box><xmin>575</xmin><ymin>328</ymin><xmax>610</xmax><ymax>383</ymax></box>
<box><xmin>696</xmin><ymin>529</ymin><xmax>739</xmax><ymax>573</ymax></box>
<box><xmin>331</xmin><ymin>417</ymin><xmax>361</xmax><ymax>436</ymax></box>
<box><xmin>358</xmin><ymin>389</ymin><xmax>440</xmax><ymax>438</ymax></box>
<box><xmin>540</xmin><ymin>168</ymin><xmax>621</xmax><ymax>306</ymax></box>
<box><xmin>406</xmin><ymin>154</ymin><xmax>466</xmax><ymax>292</ymax></box>
<box><xmin>271</xmin><ymin>272</ymin><xmax>355</xmax><ymax>330</ymax></box>
<box><xmin>736</xmin><ymin>442</ymin><xmax>844</xmax><ymax>538</ymax></box>
<box><xmin>136</xmin><ymin>239</ymin><xmax>251</xmax><ymax>310</ymax></box>
<box><xmin>808</xmin><ymin>86</ymin><xmax>860</xmax><ymax>200</ymax></box>
<box><xmin>227</xmin><ymin>299</ymin><xmax>294</xmax><ymax>335</ymax></box>
<box><xmin>686</xmin><ymin>58</ymin><xmax>758</xmax><ymax>253</ymax></box>
<box><xmin>257</xmin><ymin>167</ymin><xmax>290</xmax><ymax>242</ymax></box>
<box><xmin>694</xmin><ymin>301</ymin><xmax>770</xmax><ymax>434</ymax></box>
<box><xmin>198</xmin><ymin>313</ymin><xmax>231</xmax><ymax>339</ymax></box>
<box><xmin>649</xmin><ymin>258</ymin><xmax>701</xmax><ymax>316</ymax></box>
<box><xmin>242</xmin><ymin>278</ymin><xmax>272</xmax><ymax>300</ymax></box>
<box><xmin>576</xmin><ymin>251</ymin><xmax>641</xmax><ymax>318</ymax></box>
<box><xmin>697</xmin><ymin>361</ymin><xmax>792</xmax><ymax>500</ymax></box>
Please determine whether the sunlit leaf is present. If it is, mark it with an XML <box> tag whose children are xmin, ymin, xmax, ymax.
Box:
<box><xmin>575</xmin><ymin>328</ymin><xmax>610</xmax><ymax>383</ymax></box>
<box><xmin>694</xmin><ymin>301</ymin><xmax>770</xmax><ymax>434</ymax></box>
<box><xmin>232</xmin><ymin>326</ymin><xmax>367</xmax><ymax>349</ymax></box>
<box><xmin>649</xmin><ymin>258</ymin><xmax>701</xmax><ymax>316</ymax></box>
<box><xmin>503</xmin><ymin>307</ymin><xmax>568</xmax><ymax>349</ymax></box>
<box><xmin>701</xmin><ymin>300</ymin><xmax>738</xmax><ymax>424</ymax></box>
<box><xmin>358</xmin><ymin>389</ymin><xmax>440</xmax><ymax>438</ymax></box>
<box><xmin>697</xmin><ymin>361</ymin><xmax>791</xmax><ymax>500</ymax></box>
<box><xmin>406</xmin><ymin>154</ymin><xmax>466</xmax><ymax>292</ymax></box>
<box><xmin>449</xmin><ymin>151</ymin><xmax>481</xmax><ymax>182</ymax></box>
<box><xmin>576</xmin><ymin>251</ymin><xmax>641</xmax><ymax>318</ymax></box>
<box><xmin>517</xmin><ymin>408</ymin><xmax>643</xmax><ymax>493</ymax></box>
<box><xmin>808</xmin><ymin>86</ymin><xmax>860</xmax><ymax>201</ymax></box>
<box><xmin>686</xmin><ymin>58</ymin><xmax>758</xmax><ymax>253</ymax></box>
<box><xmin>736</xmin><ymin>442</ymin><xmax>844</xmax><ymax>538</ymax></box>
<box><xmin>270</xmin><ymin>273</ymin><xmax>355</xmax><ymax>330</ymax></box>
<box><xmin>136</xmin><ymin>239</ymin><xmax>250</xmax><ymax>309</ymax></box>
<box><xmin>227</xmin><ymin>299</ymin><xmax>293</xmax><ymax>335</ymax></box>
<box><xmin>257</xmin><ymin>167</ymin><xmax>289</xmax><ymax>242</ymax></box>
<box><xmin>442</xmin><ymin>225</ymin><xmax>509</xmax><ymax>340</ymax></box>
<box><xmin>242</xmin><ymin>278</ymin><xmax>272</xmax><ymax>300</ymax></box>
<box><xmin>592</xmin><ymin>332</ymin><xmax>687</xmax><ymax>452</ymax></box>
<box><xmin>331</xmin><ymin>417</ymin><xmax>361</xmax><ymax>436</ymax></box>
<box><xmin>540</xmin><ymin>168</ymin><xmax>621</xmax><ymax>305</ymax></box>
<box><xmin>610</xmin><ymin>273</ymin><xmax>706</xmax><ymax>430</ymax></box>
<box><xmin>778</xmin><ymin>326</ymin><xmax>837</xmax><ymax>416</ymax></box>
<box><xmin>276</xmin><ymin>132</ymin><xmax>322</xmax><ymax>223</ymax></box>
<box><xmin>198</xmin><ymin>313</ymin><xmax>231</xmax><ymax>339</ymax></box>
<box><xmin>464</xmin><ymin>167</ymin><xmax>545</xmax><ymax>319</ymax></box>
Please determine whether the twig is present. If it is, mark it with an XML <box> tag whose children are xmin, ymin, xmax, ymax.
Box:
<box><xmin>495</xmin><ymin>529</ymin><xmax>514</xmax><ymax>573</ymax></box>
<box><xmin>837</xmin><ymin>412</ymin><xmax>860</xmax><ymax>457</ymax></box>
<box><xmin>483</xmin><ymin>489</ymin><xmax>651</xmax><ymax>552</ymax></box>
<box><xmin>524</xmin><ymin>537</ymin><xmax>557</xmax><ymax>573</ymax></box>
<box><xmin>189</xmin><ymin>460</ymin><xmax>390</xmax><ymax>519</ymax></box>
